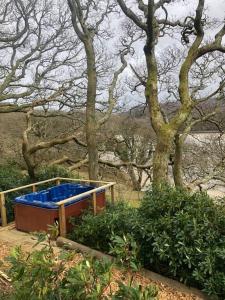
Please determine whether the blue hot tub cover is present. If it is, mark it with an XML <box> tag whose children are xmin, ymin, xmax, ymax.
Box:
<box><xmin>14</xmin><ymin>183</ymin><xmax>101</xmax><ymax>209</ymax></box>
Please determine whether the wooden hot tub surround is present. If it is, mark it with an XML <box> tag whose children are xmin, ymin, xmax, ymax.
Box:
<box><xmin>0</xmin><ymin>177</ymin><xmax>116</xmax><ymax>237</ymax></box>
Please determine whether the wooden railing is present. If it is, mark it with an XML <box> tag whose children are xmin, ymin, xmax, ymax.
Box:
<box><xmin>56</xmin><ymin>179</ymin><xmax>115</xmax><ymax>236</ymax></box>
<box><xmin>0</xmin><ymin>177</ymin><xmax>116</xmax><ymax>237</ymax></box>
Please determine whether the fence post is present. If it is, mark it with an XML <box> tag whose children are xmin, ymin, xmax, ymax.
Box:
<box><xmin>32</xmin><ymin>185</ymin><xmax>36</xmax><ymax>192</ymax></box>
<box><xmin>0</xmin><ymin>194</ymin><xmax>7</xmax><ymax>227</ymax></box>
<box><xmin>59</xmin><ymin>204</ymin><xmax>66</xmax><ymax>237</ymax></box>
<box><xmin>93</xmin><ymin>192</ymin><xmax>97</xmax><ymax>215</ymax></box>
<box><xmin>110</xmin><ymin>185</ymin><xmax>115</xmax><ymax>205</ymax></box>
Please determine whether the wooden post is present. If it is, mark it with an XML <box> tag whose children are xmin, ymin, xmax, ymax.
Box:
<box><xmin>92</xmin><ymin>192</ymin><xmax>97</xmax><ymax>215</ymax></box>
<box><xmin>32</xmin><ymin>185</ymin><xmax>36</xmax><ymax>192</ymax></box>
<box><xmin>111</xmin><ymin>185</ymin><xmax>115</xmax><ymax>205</ymax></box>
<box><xmin>0</xmin><ymin>194</ymin><xmax>7</xmax><ymax>227</ymax></box>
<box><xmin>59</xmin><ymin>204</ymin><xmax>66</xmax><ymax>237</ymax></box>
<box><xmin>56</xmin><ymin>179</ymin><xmax>61</xmax><ymax>185</ymax></box>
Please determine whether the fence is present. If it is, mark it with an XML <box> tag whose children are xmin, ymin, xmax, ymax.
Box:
<box><xmin>0</xmin><ymin>177</ymin><xmax>116</xmax><ymax>236</ymax></box>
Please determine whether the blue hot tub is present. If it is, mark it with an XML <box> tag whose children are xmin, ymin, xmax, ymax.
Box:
<box><xmin>14</xmin><ymin>183</ymin><xmax>106</xmax><ymax>232</ymax></box>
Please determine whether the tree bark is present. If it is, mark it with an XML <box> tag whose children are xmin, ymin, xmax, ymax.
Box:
<box><xmin>128</xmin><ymin>166</ymin><xmax>142</xmax><ymax>191</ymax></box>
<box><xmin>173</xmin><ymin>134</ymin><xmax>184</xmax><ymax>188</ymax></box>
<box><xmin>152</xmin><ymin>131</ymin><xmax>174</xmax><ymax>186</ymax></box>
<box><xmin>22</xmin><ymin>141</ymin><xmax>36</xmax><ymax>182</ymax></box>
<box><xmin>85</xmin><ymin>39</ymin><xmax>99</xmax><ymax>180</ymax></box>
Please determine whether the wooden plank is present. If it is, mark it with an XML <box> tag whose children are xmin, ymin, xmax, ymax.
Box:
<box><xmin>93</xmin><ymin>192</ymin><xmax>97</xmax><ymax>215</ymax></box>
<box><xmin>111</xmin><ymin>185</ymin><xmax>115</xmax><ymax>205</ymax></box>
<box><xmin>56</xmin><ymin>182</ymin><xmax>115</xmax><ymax>206</ymax></box>
<box><xmin>59</xmin><ymin>204</ymin><xmax>66</xmax><ymax>237</ymax></box>
<box><xmin>0</xmin><ymin>194</ymin><xmax>7</xmax><ymax>227</ymax></box>
<box><xmin>57</xmin><ymin>237</ymin><xmax>113</xmax><ymax>262</ymax></box>
<box><xmin>0</xmin><ymin>177</ymin><xmax>60</xmax><ymax>195</ymax></box>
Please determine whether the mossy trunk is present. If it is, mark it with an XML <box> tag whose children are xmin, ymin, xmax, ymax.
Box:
<box><xmin>173</xmin><ymin>134</ymin><xmax>184</xmax><ymax>188</ymax></box>
<box><xmin>152</xmin><ymin>133</ymin><xmax>174</xmax><ymax>186</ymax></box>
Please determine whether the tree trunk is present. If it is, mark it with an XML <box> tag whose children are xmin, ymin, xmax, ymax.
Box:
<box><xmin>152</xmin><ymin>132</ymin><xmax>174</xmax><ymax>186</ymax></box>
<box><xmin>85</xmin><ymin>40</ymin><xmax>99</xmax><ymax>180</ymax></box>
<box><xmin>22</xmin><ymin>110</ymin><xmax>36</xmax><ymax>182</ymax></box>
<box><xmin>128</xmin><ymin>166</ymin><xmax>142</xmax><ymax>191</ymax></box>
<box><xmin>22</xmin><ymin>144</ymin><xmax>36</xmax><ymax>182</ymax></box>
<box><xmin>173</xmin><ymin>134</ymin><xmax>184</xmax><ymax>188</ymax></box>
<box><xmin>67</xmin><ymin>1</ymin><xmax>99</xmax><ymax>181</ymax></box>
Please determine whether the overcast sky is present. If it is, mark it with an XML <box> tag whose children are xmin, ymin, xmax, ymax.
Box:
<box><xmin>120</xmin><ymin>0</ymin><xmax>225</xmax><ymax>108</ymax></box>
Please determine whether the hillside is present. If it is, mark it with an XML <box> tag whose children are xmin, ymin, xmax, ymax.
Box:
<box><xmin>1</xmin><ymin>103</ymin><xmax>225</xmax><ymax>167</ymax></box>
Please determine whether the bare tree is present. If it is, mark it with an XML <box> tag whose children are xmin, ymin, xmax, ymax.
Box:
<box><xmin>182</xmin><ymin>131</ymin><xmax>225</xmax><ymax>193</ymax></box>
<box><xmin>21</xmin><ymin>109</ymin><xmax>84</xmax><ymax>180</ymax></box>
<box><xmin>172</xmin><ymin>51</ymin><xmax>225</xmax><ymax>188</ymax></box>
<box><xmin>67</xmin><ymin>0</ymin><xmax>131</xmax><ymax>180</ymax></box>
<box><xmin>102</xmin><ymin>116</ymin><xmax>154</xmax><ymax>190</ymax></box>
<box><xmin>117</xmin><ymin>0</ymin><xmax>225</xmax><ymax>186</ymax></box>
<box><xmin>0</xmin><ymin>0</ymin><xmax>84</xmax><ymax>113</ymax></box>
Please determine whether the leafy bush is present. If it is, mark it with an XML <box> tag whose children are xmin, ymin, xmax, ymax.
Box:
<box><xmin>61</xmin><ymin>256</ymin><xmax>158</xmax><ymax>300</ymax></box>
<box><xmin>70</xmin><ymin>186</ymin><xmax>225</xmax><ymax>299</ymax></box>
<box><xmin>0</xmin><ymin>164</ymin><xmax>26</xmax><ymax>192</ymax></box>
<box><xmin>69</xmin><ymin>202</ymin><xmax>138</xmax><ymax>252</ymax></box>
<box><xmin>138</xmin><ymin>185</ymin><xmax>225</xmax><ymax>298</ymax></box>
<box><xmin>0</xmin><ymin>164</ymin><xmax>29</xmax><ymax>222</ymax></box>
<box><xmin>1</xmin><ymin>235</ymin><xmax>157</xmax><ymax>300</ymax></box>
<box><xmin>35</xmin><ymin>165</ymin><xmax>76</xmax><ymax>182</ymax></box>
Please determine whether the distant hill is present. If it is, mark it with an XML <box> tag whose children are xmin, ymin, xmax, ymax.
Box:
<box><xmin>0</xmin><ymin>100</ymin><xmax>224</xmax><ymax>165</ymax></box>
<box><xmin>125</xmin><ymin>99</ymin><xmax>225</xmax><ymax>132</ymax></box>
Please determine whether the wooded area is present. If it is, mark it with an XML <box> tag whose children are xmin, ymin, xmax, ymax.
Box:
<box><xmin>0</xmin><ymin>0</ymin><xmax>224</xmax><ymax>192</ymax></box>
<box><xmin>0</xmin><ymin>2</ymin><xmax>225</xmax><ymax>299</ymax></box>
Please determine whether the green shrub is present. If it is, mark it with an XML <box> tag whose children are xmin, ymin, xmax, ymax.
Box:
<box><xmin>0</xmin><ymin>164</ymin><xmax>29</xmax><ymax>222</ymax></box>
<box><xmin>70</xmin><ymin>185</ymin><xmax>225</xmax><ymax>299</ymax></box>
<box><xmin>69</xmin><ymin>202</ymin><xmax>138</xmax><ymax>252</ymax></box>
<box><xmin>0</xmin><ymin>164</ymin><xmax>26</xmax><ymax>192</ymax></box>
<box><xmin>113</xmin><ymin>283</ymin><xmax>158</xmax><ymax>300</ymax></box>
<box><xmin>2</xmin><ymin>235</ymin><xmax>157</xmax><ymax>300</ymax></box>
<box><xmin>109</xmin><ymin>234</ymin><xmax>141</xmax><ymax>272</ymax></box>
<box><xmin>137</xmin><ymin>185</ymin><xmax>225</xmax><ymax>298</ymax></box>
<box><xmin>35</xmin><ymin>165</ymin><xmax>75</xmax><ymax>182</ymax></box>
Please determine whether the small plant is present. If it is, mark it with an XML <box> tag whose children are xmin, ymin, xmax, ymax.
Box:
<box><xmin>110</xmin><ymin>234</ymin><xmax>140</xmax><ymax>272</ymax></box>
<box><xmin>60</xmin><ymin>257</ymin><xmax>114</xmax><ymax>299</ymax></box>
<box><xmin>47</xmin><ymin>221</ymin><xmax>59</xmax><ymax>241</ymax></box>
<box><xmin>6</xmin><ymin>246</ymin><xmax>62</xmax><ymax>299</ymax></box>
<box><xmin>2</xmin><ymin>234</ymin><xmax>158</xmax><ymax>300</ymax></box>
<box><xmin>113</xmin><ymin>283</ymin><xmax>158</xmax><ymax>300</ymax></box>
<box><xmin>109</xmin><ymin>234</ymin><xmax>156</xmax><ymax>300</ymax></box>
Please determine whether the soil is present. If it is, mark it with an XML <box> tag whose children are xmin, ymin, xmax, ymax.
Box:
<box><xmin>0</xmin><ymin>227</ymin><xmax>207</xmax><ymax>300</ymax></box>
